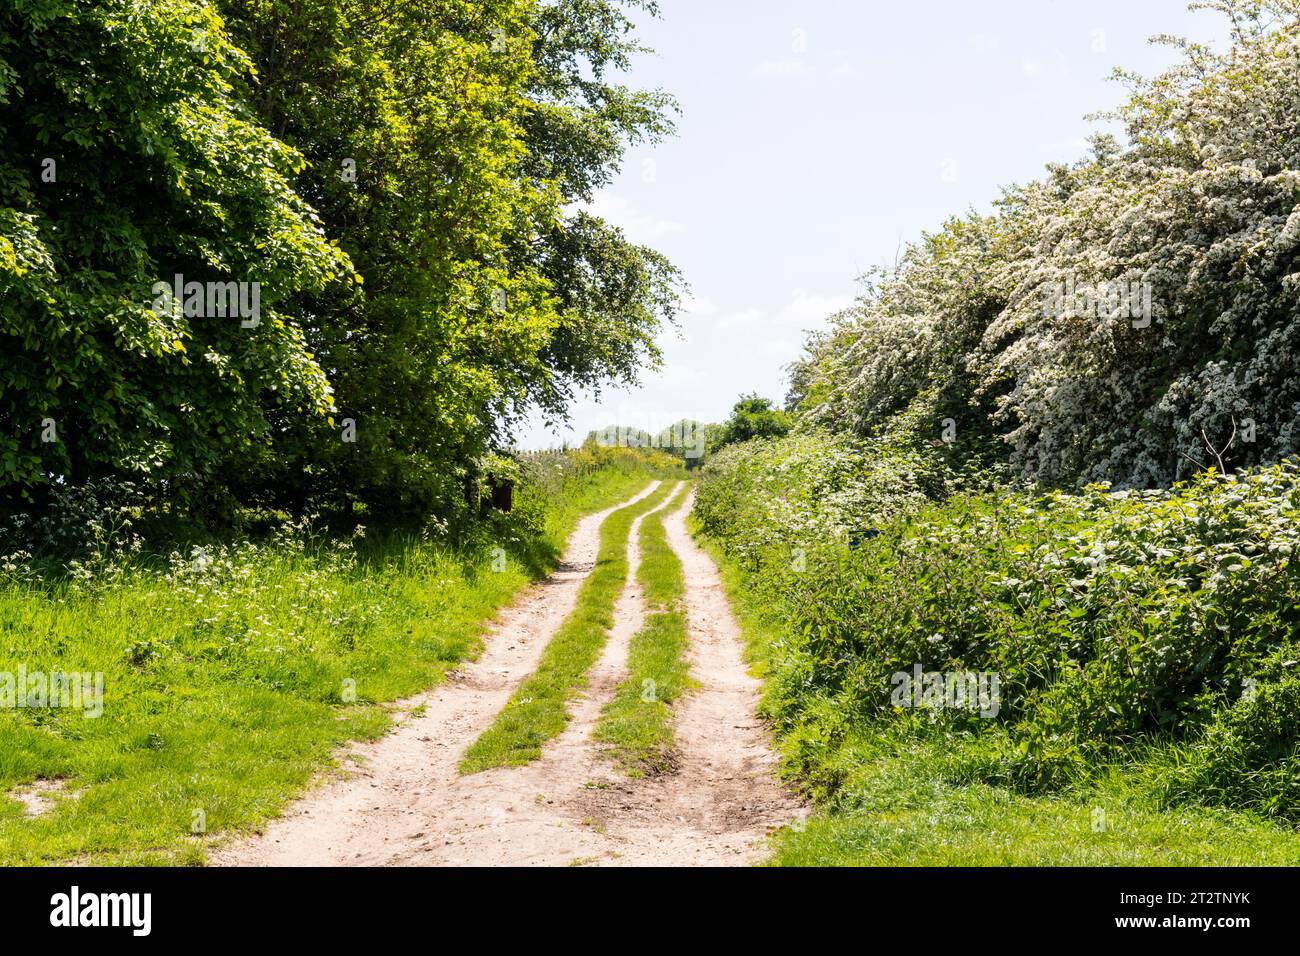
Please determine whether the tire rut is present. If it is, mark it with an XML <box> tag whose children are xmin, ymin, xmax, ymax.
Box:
<box><xmin>212</xmin><ymin>482</ymin><xmax>802</xmax><ymax>867</ymax></box>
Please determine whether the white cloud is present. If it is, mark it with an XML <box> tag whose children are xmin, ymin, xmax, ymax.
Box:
<box><xmin>1036</xmin><ymin>135</ymin><xmax>1094</xmax><ymax>159</ymax></box>
<box><xmin>696</xmin><ymin>290</ymin><xmax>852</xmax><ymax>335</ymax></box>
<box><xmin>1022</xmin><ymin>50</ymin><xmax>1070</xmax><ymax>79</ymax></box>
<box><xmin>754</xmin><ymin>55</ymin><xmax>858</xmax><ymax>81</ymax></box>
<box><xmin>717</xmin><ymin>307</ymin><xmax>766</xmax><ymax>330</ymax></box>
<box><xmin>590</xmin><ymin>395</ymin><xmax>711</xmax><ymax>434</ymax></box>
<box><xmin>679</xmin><ymin>294</ymin><xmax>718</xmax><ymax>317</ymax></box>
<box><xmin>651</xmin><ymin>362</ymin><xmax>699</xmax><ymax>387</ymax></box>
<box><xmin>584</xmin><ymin>191</ymin><xmax>682</xmax><ymax>245</ymax></box>
<box><xmin>759</xmin><ymin>338</ymin><xmax>801</xmax><ymax>359</ymax></box>
<box><xmin>775</xmin><ymin>288</ymin><xmax>854</xmax><ymax>328</ymax></box>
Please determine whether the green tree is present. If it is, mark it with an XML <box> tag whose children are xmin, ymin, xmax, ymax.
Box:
<box><xmin>522</xmin><ymin>0</ymin><xmax>682</xmax><ymax>418</ymax></box>
<box><xmin>710</xmin><ymin>395</ymin><xmax>791</xmax><ymax>453</ymax></box>
<box><xmin>584</xmin><ymin>425</ymin><xmax>653</xmax><ymax>450</ymax></box>
<box><xmin>794</xmin><ymin>0</ymin><xmax>1300</xmax><ymax>488</ymax></box>
<box><xmin>655</xmin><ymin>418</ymin><xmax>711</xmax><ymax>466</ymax></box>
<box><xmin>0</xmin><ymin>0</ymin><xmax>352</xmax><ymax>508</ymax></box>
<box><xmin>216</xmin><ymin>0</ymin><xmax>682</xmax><ymax>515</ymax></box>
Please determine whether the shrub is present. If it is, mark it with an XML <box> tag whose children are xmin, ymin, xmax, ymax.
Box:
<box><xmin>698</xmin><ymin>442</ymin><xmax>1300</xmax><ymax>817</ymax></box>
<box><xmin>790</xmin><ymin>2</ymin><xmax>1300</xmax><ymax>488</ymax></box>
<box><xmin>1157</xmin><ymin>646</ymin><xmax>1300</xmax><ymax>821</ymax></box>
<box><xmin>707</xmin><ymin>395</ymin><xmax>792</xmax><ymax>454</ymax></box>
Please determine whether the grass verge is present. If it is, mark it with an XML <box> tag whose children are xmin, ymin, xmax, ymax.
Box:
<box><xmin>694</xmin><ymin>522</ymin><xmax>1300</xmax><ymax>866</ymax></box>
<box><xmin>592</xmin><ymin>482</ymin><xmax>694</xmax><ymax>775</ymax></box>
<box><xmin>460</xmin><ymin>480</ymin><xmax>679</xmax><ymax>772</ymax></box>
<box><xmin>0</xmin><ymin>466</ymin><xmax>655</xmax><ymax>865</ymax></box>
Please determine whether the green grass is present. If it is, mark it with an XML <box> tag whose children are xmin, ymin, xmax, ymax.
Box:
<box><xmin>696</xmin><ymin>523</ymin><xmax>1300</xmax><ymax>866</ymax></box>
<box><xmin>0</xmin><ymin>466</ymin><xmax>654</xmax><ymax>865</ymax></box>
<box><xmin>766</xmin><ymin>732</ymin><xmax>1300</xmax><ymax>865</ymax></box>
<box><xmin>460</xmin><ymin>479</ymin><xmax>679</xmax><ymax>773</ymax></box>
<box><xmin>593</xmin><ymin>481</ymin><xmax>694</xmax><ymax>775</ymax></box>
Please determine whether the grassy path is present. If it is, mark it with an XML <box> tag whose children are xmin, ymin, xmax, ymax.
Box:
<box><xmin>460</xmin><ymin>480</ymin><xmax>679</xmax><ymax>772</ymax></box>
<box><xmin>212</xmin><ymin>481</ymin><xmax>663</xmax><ymax>865</ymax></box>
<box><xmin>592</xmin><ymin>482</ymin><xmax>693</xmax><ymax>775</ymax></box>
<box><xmin>216</xmin><ymin>482</ymin><xmax>800</xmax><ymax>866</ymax></box>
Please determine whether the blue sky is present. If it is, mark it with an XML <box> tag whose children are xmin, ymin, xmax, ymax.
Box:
<box><xmin>517</xmin><ymin>0</ymin><xmax>1231</xmax><ymax>449</ymax></box>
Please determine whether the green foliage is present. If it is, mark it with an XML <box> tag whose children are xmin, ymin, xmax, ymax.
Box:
<box><xmin>792</xmin><ymin>0</ymin><xmax>1300</xmax><ymax>488</ymax></box>
<box><xmin>3</xmin><ymin>0</ymin><xmax>682</xmax><ymax>519</ymax></box>
<box><xmin>516</xmin><ymin>443</ymin><xmax>683</xmax><ymax>502</ymax></box>
<box><xmin>712</xmin><ymin>2</ymin><xmax>1300</xmax><ymax>844</ymax></box>
<box><xmin>215</xmin><ymin>0</ymin><xmax>683</xmax><ymax>515</ymax></box>
<box><xmin>582</xmin><ymin>417</ymin><xmax>713</xmax><ymax>467</ymax></box>
<box><xmin>0</xmin><ymin>452</ymin><xmax>660</xmax><ymax>863</ymax></box>
<box><xmin>1156</xmin><ymin>650</ymin><xmax>1300</xmax><ymax>819</ymax></box>
<box><xmin>698</xmin><ymin>435</ymin><xmax>1300</xmax><ymax>821</ymax></box>
<box><xmin>584</xmin><ymin>425</ymin><xmax>655</xmax><ymax>449</ymax></box>
<box><xmin>708</xmin><ymin>394</ymin><xmax>791</xmax><ymax>454</ymax></box>
<box><xmin>693</xmin><ymin>429</ymin><xmax>954</xmax><ymax>570</ymax></box>
<box><xmin>702</xmin><ymin>529</ymin><xmax>1300</xmax><ymax>864</ymax></box>
<box><xmin>0</xmin><ymin>0</ymin><xmax>352</xmax><ymax>506</ymax></box>
<box><xmin>654</xmin><ymin>418</ymin><xmax>712</xmax><ymax>460</ymax></box>
<box><xmin>758</xmin><ymin>727</ymin><xmax>1300</xmax><ymax>866</ymax></box>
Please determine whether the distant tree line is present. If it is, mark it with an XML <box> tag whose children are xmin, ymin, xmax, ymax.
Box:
<box><xmin>583</xmin><ymin>393</ymin><xmax>791</xmax><ymax>467</ymax></box>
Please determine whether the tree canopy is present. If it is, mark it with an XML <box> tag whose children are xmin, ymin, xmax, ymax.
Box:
<box><xmin>1</xmin><ymin>0</ymin><xmax>351</xmax><ymax>507</ymax></box>
<box><xmin>1</xmin><ymin>0</ymin><xmax>682</xmax><ymax>517</ymax></box>
<box><xmin>709</xmin><ymin>395</ymin><xmax>791</xmax><ymax>453</ymax></box>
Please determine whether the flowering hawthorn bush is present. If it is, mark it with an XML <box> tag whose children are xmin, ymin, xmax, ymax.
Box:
<box><xmin>793</xmin><ymin>1</ymin><xmax>1300</xmax><ymax>488</ymax></box>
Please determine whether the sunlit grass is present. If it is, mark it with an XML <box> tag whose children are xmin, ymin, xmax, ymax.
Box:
<box><xmin>593</xmin><ymin>482</ymin><xmax>694</xmax><ymax>776</ymax></box>
<box><xmin>0</xmin><ymin>467</ymin><xmax>653</xmax><ymax>865</ymax></box>
<box><xmin>460</xmin><ymin>480</ymin><xmax>679</xmax><ymax>772</ymax></box>
<box><xmin>766</xmin><ymin>731</ymin><xmax>1300</xmax><ymax>866</ymax></box>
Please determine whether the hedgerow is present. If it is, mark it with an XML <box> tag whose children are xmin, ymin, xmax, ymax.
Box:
<box><xmin>696</xmin><ymin>444</ymin><xmax>1300</xmax><ymax>819</ymax></box>
<box><xmin>696</xmin><ymin>1</ymin><xmax>1300</xmax><ymax>829</ymax></box>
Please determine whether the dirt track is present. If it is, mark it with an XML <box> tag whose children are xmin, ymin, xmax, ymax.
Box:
<box><xmin>212</xmin><ymin>482</ymin><xmax>801</xmax><ymax>867</ymax></box>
